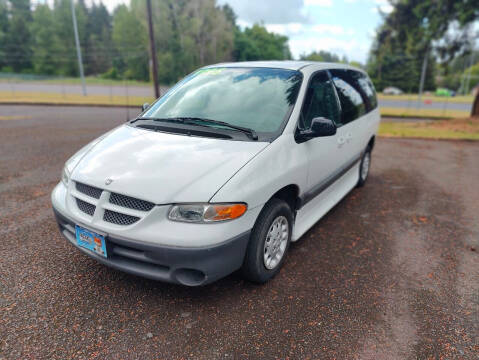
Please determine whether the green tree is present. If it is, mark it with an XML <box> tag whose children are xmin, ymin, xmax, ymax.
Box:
<box><xmin>300</xmin><ymin>50</ymin><xmax>341</xmax><ymax>62</ymax></box>
<box><xmin>0</xmin><ymin>0</ymin><xmax>8</xmax><ymax>70</ymax></box>
<box><xmin>84</xmin><ymin>2</ymin><xmax>112</xmax><ymax>75</ymax></box>
<box><xmin>234</xmin><ymin>24</ymin><xmax>291</xmax><ymax>61</ymax></box>
<box><xmin>111</xmin><ymin>4</ymin><xmax>149</xmax><ymax>80</ymax></box>
<box><xmin>349</xmin><ymin>61</ymin><xmax>364</xmax><ymax>69</ymax></box>
<box><xmin>50</xmin><ymin>0</ymin><xmax>88</xmax><ymax>76</ymax></box>
<box><xmin>0</xmin><ymin>0</ymin><xmax>296</xmax><ymax>86</ymax></box>
<box><xmin>463</xmin><ymin>62</ymin><xmax>479</xmax><ymax>93</ymax></box>
<box><xmin>3</xmin><ymin>0</ymin><xmax>32</xmax><ymax>72</ymax></box>
<box><xmin>437</xmin><ymin>51</ymin><xmax>479</xmax><ymax>90</ymax></box>
<box><xmin>181</xmin><ymin>0</ymin><xmax>234</xmax><ymax>66</ymax></box>
<box><xmin>128</xmin><ymin>0</ymin><xmax>234</xmax><ymax>84</ymax></box>
<box><xmin>367</xmin><ymin>0</ymin><xmax>477</xmax><ymax>93</ymax></box>
<box><xmin>220</xmin><ymin>3</ymin><xmax>237</xmax><ymax>28</ymax></box>
<box><xmin>30</xmin><ymin>5</ymin><xmax>59</xmax><ymax>74</ymax></box>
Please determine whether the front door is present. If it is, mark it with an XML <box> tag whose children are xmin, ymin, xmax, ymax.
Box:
<box><xmin>297</xmin><ymin>71</ymin><xmax>345</xmax><ymax>201</ymax></box>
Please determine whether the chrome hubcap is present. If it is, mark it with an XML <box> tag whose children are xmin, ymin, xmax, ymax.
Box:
<box><xmin>361</xmin><ymin>152</ymin><xmax>370</xmax><ymax>180</ymax></box>
<box><xmin>263</xmin><ymin>216</ymin><xmax>289</xmax><ymax>270</ymax></box>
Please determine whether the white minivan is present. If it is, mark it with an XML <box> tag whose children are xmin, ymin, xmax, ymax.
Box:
<box><xmin>52</xmin><ymin>61</ymin><xmax>380</xmax><ymax>286</ymax></box>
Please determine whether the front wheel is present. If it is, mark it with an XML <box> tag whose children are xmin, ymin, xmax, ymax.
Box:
<box><xmin>357</xmin><ymin>146</ymin><xmax>371</xmax><ymax>187</ymax></box>
<box><xmin>241</xmin><ymin>198</ymin><xmax>293</xmax><ymax>283</ymax></box>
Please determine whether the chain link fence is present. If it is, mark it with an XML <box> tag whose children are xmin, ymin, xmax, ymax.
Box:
<box><xmin>0</xmin><ymin>72</ymin><xmax>171</xmax><ymax>107</ymax></box>
<box><xmin>1</xmin><ymin>68</ymin><xmax>477</xmax><ymax>119</ymax></box>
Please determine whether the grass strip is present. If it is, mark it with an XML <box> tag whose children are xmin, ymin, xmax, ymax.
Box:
<box><xmin>380</xmin><ymin>107</ymin><xmax>469</xmax><ymax>119</ymax></box>
<box><xmin>379</xmin><ymin>118</ymin><xmax>479</xmax><ymax>140</ymax></box>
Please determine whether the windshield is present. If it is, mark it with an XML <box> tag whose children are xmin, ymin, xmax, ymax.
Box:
<box><xmin>143</xmin><ymin>67</ymin><xmax>303</xmax><ymax>136</ymax></box>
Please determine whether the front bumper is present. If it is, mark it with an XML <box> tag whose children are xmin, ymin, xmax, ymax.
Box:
<box><xmin>53</xmin><ymin>207</ymin><xmax>251</xmax><ymax>286</ymax></box>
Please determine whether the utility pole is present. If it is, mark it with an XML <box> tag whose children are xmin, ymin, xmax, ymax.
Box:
<box><xmin>417</xmin><ymin>49</ymin><xmax>428</xmax><ymax>108</ymax></box>
<box><xmin>70</xmin><ymin>0</ymin><xmax>86</xmax><ymax>96</ymax></box>
<box><xmin>147</xmin><ymin>0</ymin><xmax>160</xmax><ymax>99</ymax></box>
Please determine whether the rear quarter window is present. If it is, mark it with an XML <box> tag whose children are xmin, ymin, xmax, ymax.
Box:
<box><xmin>357</xmin><ymin>74</ymin><xmax>378</xmax><ymax>110</ymax></box>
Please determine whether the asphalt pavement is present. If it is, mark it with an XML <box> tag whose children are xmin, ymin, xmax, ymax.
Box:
<box><xmin>379</xmin><ymin>98</ymin><xmax>471</xmax><ymax>111</ymax></box>
<box><xmin>0</xmin><ymin>105</ymin><xmax>478</xmax><ymax>359</ymax></box>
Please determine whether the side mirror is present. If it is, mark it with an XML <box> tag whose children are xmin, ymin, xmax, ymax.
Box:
<box><xmin>296</xmin><ymin>117</ymin><xmax>336</xmax><ymax>143</ymax></box>
<box><xmin>141</xmin><ymin>103</ymin><xmax>150</xmax><ymax>112</ymax></box>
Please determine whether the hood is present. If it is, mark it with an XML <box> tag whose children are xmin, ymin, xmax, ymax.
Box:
<box><xmin>71</xmin><ymin>125</ymin><xmax>269</xmax><ymax>204</ymax></box>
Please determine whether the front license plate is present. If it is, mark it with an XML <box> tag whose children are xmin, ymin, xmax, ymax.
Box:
<box><xmin>75</xmin><ymin>225</ymin><xmax>107</xmax><ymax>258</ymax></box>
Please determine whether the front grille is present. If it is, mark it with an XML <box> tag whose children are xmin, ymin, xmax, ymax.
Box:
<box><xmin>103</xmin><ymin>210</ymin><xmax>139</xmax><ymax>226</ymax></box>
<box><xmin>109</xmin><ymin>193</ymin><xmax>154</xmax><ymax>212</ymax></box>
<box><xmin>76</xmin><ymin>198</ymin><xmax>96</xmax><ymax>216</ymax></box>
<box><xmin>76</xmin><ymin>182</ymin><xmax>103</xmax><ymax>199</ymax></box>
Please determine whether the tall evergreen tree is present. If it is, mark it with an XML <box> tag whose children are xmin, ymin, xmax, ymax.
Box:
<box><xmin>3</xmin><ymin>0</ymin><xmax>32</xmax><ymax>72</ymax></box>
<box><xmin>30</xmin><ymin>5</ymin><xmax>59</xmax><ymax>74</ymax></box>
<box><xmin>0</xmin><ymin>0</ymin><xmax>8</xmax><ymax>70</ymax></box>
<box><xmin>85</xmin><ymin>2</ymin><xmax>112</xmax><ymax>75</ymax></box>
<box><xmin>367</xmin><ymin>0</ymin><xmax>478</xmax><ymax>92</ymax></box>
<box><xmin>52</xmin><ymin>0</ymin><xmax>80</xmax><ymax>76</ymax></box>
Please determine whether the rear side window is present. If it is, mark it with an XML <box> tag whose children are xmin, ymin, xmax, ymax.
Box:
<box><xmin>357</xmin><ymin>74</ymin><xmax>378</xmax><ymax>110</ymax></box>
<box><xmin>330</xmin><ymin>69</ymin><xmax>366</xmax><ymax>125</ymax></box>
<box><xmin>299</xmin><ymin>71</ymin><xmax>340</xmax><ymax>130</ymax></box>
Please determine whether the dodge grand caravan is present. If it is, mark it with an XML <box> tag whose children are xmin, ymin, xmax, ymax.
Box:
<box><xmin>52</xmin><ymin>61</ymin><xmax>380</xmax><ymax>286</ymax></box>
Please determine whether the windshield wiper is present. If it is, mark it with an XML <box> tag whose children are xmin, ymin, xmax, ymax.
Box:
<box><xmin>131</xmin><ymin>117</ymin><xmax>183</xmax><ymax>124</ymax></box>
<box><xmin>173</xmin><ymin>117</ymin><xmax>258</xmax><ymax>140</ymax></box>
<box><xmin>132</xmin><ymin>116</ymin><xmax>258</xmax><ymax>140</ymax></box>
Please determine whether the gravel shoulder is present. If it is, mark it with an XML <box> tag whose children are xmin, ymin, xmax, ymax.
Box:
<box><xmin>0</xmin><ymin>105</ymin><xmax>478</xmax><ymax>359</ymax></box>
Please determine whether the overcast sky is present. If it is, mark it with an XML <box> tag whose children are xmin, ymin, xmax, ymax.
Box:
<box><xmin>84</xmin><ymin>0</ymin><xmax>392</xmax><ymax>64</ymax></box>
<box><xmin>216</xmin><ymin>0</ymin><xmax>392</xmax><ymax>63</ymax></box>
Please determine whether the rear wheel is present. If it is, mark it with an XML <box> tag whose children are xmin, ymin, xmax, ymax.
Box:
<box><xmin>242</xmin><ymin>198</ymin><xmax>293</xmax><ymax>283</ymax></box>
<box><xmin>357</xmin><ymin>146</ymin><xmax>371</xmax><ymax>187</ymax></box>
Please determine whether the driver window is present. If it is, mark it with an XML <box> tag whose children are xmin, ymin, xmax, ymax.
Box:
<box><xmin>299</xmin><ymin>71</ymin><xmax>340</xmax><ymax>130</ymax></box>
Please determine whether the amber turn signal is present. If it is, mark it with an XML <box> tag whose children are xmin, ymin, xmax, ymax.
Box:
<box><xmin>169</xmin><ymin>203</ymin><xmax>247</xmax><ymax>223</ymax></box>
<box><xmin>205</xmin><ymin>204</ymin><xmax>247</xmax><ymax>221</ymax></box>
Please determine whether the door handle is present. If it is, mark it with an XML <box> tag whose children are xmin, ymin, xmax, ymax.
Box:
<box><xmin>346</xmin><ymin>133</ymin><xmax>353</xmax><ymax>143</ymax></box>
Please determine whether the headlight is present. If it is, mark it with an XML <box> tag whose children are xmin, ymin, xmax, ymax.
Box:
<box><xmin>61</xmin><ymin>166</ymin><xmax>70</xmax><ymax>185</ymax></box>
<box><xmin>168</xmin><ymin>203</ymin><xmax>247</xmax><ymax>223</ymax></box>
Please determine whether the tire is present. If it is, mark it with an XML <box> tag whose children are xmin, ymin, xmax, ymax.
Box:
<box><xmin>357</xmin><ymin>146</ymin><xmax>372</xmax><ymax>187</ymax></box>
<box><xmin>241</xmin><ymin>198</ymin><xmax>293</xmax><ymax>283</ymax></box>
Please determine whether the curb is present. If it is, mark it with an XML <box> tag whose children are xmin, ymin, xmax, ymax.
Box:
<box><xmin>0</xmin><ymin>102</ymin><xmax>466</xmax><ymax>121</ymax></box>
<box><xmin>0</xmin><ymin>102</ymin><xmax>141</xmax><ymax>109</ymax></box>
<box><xmin>378</xmin><ymin>135</ymin><xmax>479</xmax><ymax>142</ymax></box>
<box><xmin>381</xmin><ymin>113</ymin><xmax>453</xmax><ymax>120</ymax></box>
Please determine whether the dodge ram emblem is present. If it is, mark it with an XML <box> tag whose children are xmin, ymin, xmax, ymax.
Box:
<box><xmin>105</xmin><ymin>178</ymin><xmax>113</xmax><ymax>185</ymax></box>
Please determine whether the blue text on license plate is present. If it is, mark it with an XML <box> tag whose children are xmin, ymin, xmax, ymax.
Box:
<box><xmin>75</xmin><ymin>225</ymin><xmax>107</xmax><ymax>258</ymax></box>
